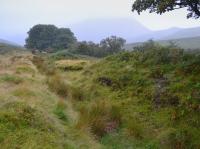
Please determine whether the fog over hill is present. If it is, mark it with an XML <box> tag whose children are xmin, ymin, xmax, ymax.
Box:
<box><xmin>69</xmin><ymin>18</ymin><xmax>151</xmax><ymax>43</ymax></box>
<box><xmin>0</xmin><ymin>38</ymin><xmax>20</xmax><ymax>46</ymax></box>
<box><xmin>1</xmin><ymin>17</ymin><xmax>200</xmax><ymax>45</ymax></box>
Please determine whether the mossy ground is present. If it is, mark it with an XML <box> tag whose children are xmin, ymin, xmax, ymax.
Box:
<box><xmin>61</xmin><ymin>47</ymin><xmax>200</xmax><ymax>148</ymax></box>
<box><xmin>0</xmin><ymin>53</ymin><xmax>101</xmax><ymax>149</ymax></box>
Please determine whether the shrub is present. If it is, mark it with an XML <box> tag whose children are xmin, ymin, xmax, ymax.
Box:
<box><xmin>177</xmin><ymin>54</ymin><xmax>200</xmax><ymax>75</ymax></box>
<box><xmin>50</xmin><ymin>50</ymin><xmax>79</xmax><ymax>60</ymax></box>
<box><xmin>159</xmin><ymin>128</ymin><xmax>193</xmax><ymax>149</ymax></box>
<box><xmin>46</xmin><ymin>74</ymin><xmax>69</xmax><ymax>97</ymax></box>
<box><xmin>149</xmin><ymin>67</ymin><xmax>164</xmax><ymax>79</ymax></box>
<box><xmin>154</xmin><ymin>90</ymin><xmax>180</xmax><ymax>107</ymax></box>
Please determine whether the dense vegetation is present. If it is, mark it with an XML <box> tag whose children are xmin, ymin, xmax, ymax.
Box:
<box><xmin>0</xmin><ymin>41</ymin><xmax>200</xmax><ymax>148</ymax></box>
<box><xmin>25</xmin><ymin>25</ymin><xmax>126</xmax><ymax>58</ymax></box>
<box><xmin>65</xmin><ymin>43</ymin><xmax>200</xmax><ymax>148</ymax></box>
<box><xmin>70</xmin><ymin>36</ymin><xmax>126</xmax><ymax>58</ymax></box>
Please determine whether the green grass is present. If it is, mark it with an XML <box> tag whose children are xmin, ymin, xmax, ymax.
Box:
<box><xmin>67</xmin><ymin>45</ymin><xmax>200</xmax><ymax>148</ymax></box>
<box><xmin>46</xmin><ymin>74</ymin><xmax>69</xmax><ymax>97</ymax></box>
<box><xmin>0</xmin><ymin>74</ymin><xmax>23</xmax><ymax>84</ymax></box>
<box><xmin>1</xmin><ymin>43</ymin><xmax>200</xmax><ymax>148</ymax></box>
<box><xmin>53</xmin><ymin>100</ymin><xmax>68</xmax><ymax>122</ymax></box>
<box><xmin>12</xmin><ymin>87</ymin><xmax>36</xmax><ymax>97</ymax></box>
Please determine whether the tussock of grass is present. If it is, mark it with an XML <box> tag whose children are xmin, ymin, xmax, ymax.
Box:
<box><xmin>0</xmin><ymin>101</ymin><xmax>54</xmax><ymax>131</ymax></box>
<box><xmin>16</xmin><ymin>66</ymin><xmax>35</xmax><ymax>74</ymax></box>
<box><xmin>46</xmin><ymin>74</ymin><xmax>69</xmax><ymax>97</ymax></box>
<box><xmin>32</xmin><ymin>56</ymin><xmax>56</xmax><ymax>75</ymax></box>
<box><xmin>125</xmin><ymin>119</ymin><xmax>144</xmax><ymax>139</ymax></box>
<box><xmin>0</xmin><ymin>74</ymin><xmax>23</xmax><ymax>84</ymax></box>
<box><xmin>70</xmin><ymin>86</ymin><xmax>84</xmax><ymax>101</ymax></box>
<box><xmin>12</xmin><ymin>86</ymin><xmax>36</xmax><ymax>97</ymax></box>
<box><xmin>55</xmin><ymin>59</ymin><xmax>88</xmax><ymax>71</ymax></box>
<box><xmin>76</xmin><ymin>100</ymin><xmax>121</xmax><ymax>138</ymax></box>
<box><xmin>53</xmin><ymin>99</ymin><xmax>68</xmax><ymax>122</ymax></box>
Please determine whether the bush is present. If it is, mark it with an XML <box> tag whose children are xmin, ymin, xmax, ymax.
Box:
<box><xmin>159</xmin><ymin>128</ymin><xmax>193</xmax><ymax>149</ymax></box>
<box><xmin>50</xmin><ymin>50</ymin><xmax>79</xmax><ymax>60</ymax></box>
<box><xmin>177</xmin><ymin>54</ymin><xmax>200</xmax><ymax>75</ymax></box>
<box><xmin>149</xmin><ymin>67</ymin><xmax>164</xmax><ymax>79</ymax></box>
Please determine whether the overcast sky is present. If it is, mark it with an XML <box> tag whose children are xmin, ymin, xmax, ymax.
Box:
<box><xmin>1</xmin><ymin>0</ymin><xmax>200</xmax><ymax>43</ymax></box>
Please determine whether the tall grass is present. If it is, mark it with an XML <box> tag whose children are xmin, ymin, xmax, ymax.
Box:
<box><xmin>76</xmin><ymin>100</ymin><xmax>121</xmax><ymax>138</ymax></box>
<box><xmin>0</xmin><ymin>74</ymin><xmax>23</xmax><ymax>84</ymax></box>
<box><xmin>46</xmin><ymin>74</ymin><xmax>69</xmax><ymax>97</ymax></box>
<box><xmin>53</xmin><ymin>99</ymin><xmax>68</xmax><ymax>122</ymax></box>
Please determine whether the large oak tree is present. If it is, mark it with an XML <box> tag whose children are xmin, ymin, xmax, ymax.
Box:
<box><xmin>25</xmin><ymin>24</ymin><xmax>76</xmax><ymax>51</ymax></box>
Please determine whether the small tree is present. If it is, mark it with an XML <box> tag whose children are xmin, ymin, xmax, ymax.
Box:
<box><xmin>100</xmin><ymin>36</ymin><xmax>126</xmax><ymax>54</ymax></box>
<box><xmin>132</xmin><ymin>0</ymin><xmax>200</xmax><ymax>19</ymax></box>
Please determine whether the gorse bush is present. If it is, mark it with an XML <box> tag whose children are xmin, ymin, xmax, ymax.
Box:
<box><xmin>134</xmin><ymin>40</ymin><xmax>184</xmax><ymax>65</ymax></box>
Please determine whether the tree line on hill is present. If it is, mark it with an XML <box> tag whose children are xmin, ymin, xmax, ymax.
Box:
<box><xmin>25</xmin><ymin>24</ymin><xmax>126</xmax><ymax>57</ymax></box>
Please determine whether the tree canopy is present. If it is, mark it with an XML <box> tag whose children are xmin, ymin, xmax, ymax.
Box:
<box><xmin>25</xmin><ymin>24</ymin><xmax>77</xmax><ymax>51</ymax></box>
<box><xmin>100</xmin><ymin>36</ymin><xmax>126</xmax><ymax>54</ymax></box>
<box><xmin>132</xmin><ymin>0</ymin><xmax>200</xmax><ymax>19</ymax></box>
<box><xmin>70</xmin><ymin>36</ymin><xmax>126</xmax><ymax>58</ymax></box>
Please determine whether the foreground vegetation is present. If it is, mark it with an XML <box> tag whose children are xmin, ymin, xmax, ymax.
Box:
<box><xmin>64</xmin><ymin>43</ymin><xmax>200</xmax><ymax>148</ymax></box>
<box><xmin>0</xmin><ymin>42</ymin><xmax>200</xmax><ymax>148</ymax></box>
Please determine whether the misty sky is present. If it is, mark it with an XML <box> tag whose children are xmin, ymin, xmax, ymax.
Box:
<box><xmin>1</xmin><ymin>0</ymin><xmax>200</xmax><ymax>44</ymax></box>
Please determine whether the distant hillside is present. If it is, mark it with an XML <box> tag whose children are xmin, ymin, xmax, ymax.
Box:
<box><xmin>163</xmin><ymin>27</ymin><xmax>200</xmax><ymax>40</ymax></box>
<box><xmin>125</xmin><ymin>36</ymin><xmax>200</xmax><ymax>50</ymax></box>
<box><xmin>0</xmin><ymin>38</ymin><xmax>20</xmax><ymax>46</ymax></box>
<box><xmin>128</xmin><ymin>26</ymin><xmax>200</xmax><ymax>43</ymax></box>
<box><xmin>70</xmin><ymin>18</ymin><xmax>151</xmax><ymax>43</ymax></box>
<box><xmin>128</xmin><ymin>27</ymin><xmax>182</xmax><ymax>43</ymax></box>
<box><xmin>0</xmin><ymin>42</ymin><xmax>25</xmax><ymax>54</ymax></box>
